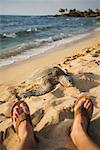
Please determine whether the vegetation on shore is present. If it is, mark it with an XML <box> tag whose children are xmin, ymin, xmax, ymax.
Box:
<box><xmin>55</xmin><ymin>8</ymin><xmax>100</xmax><ymax>17</ymax></box>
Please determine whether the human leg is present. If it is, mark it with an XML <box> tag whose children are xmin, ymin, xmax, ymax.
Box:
<box><xmin>70</xmin><ymin>96</ymin><xmax>99</xmax><ymax>150</ymax></box>
<box><xmin>12</xmin><ymin>101</ymin><xmax>37</xmax><ymax>150</ymax></box>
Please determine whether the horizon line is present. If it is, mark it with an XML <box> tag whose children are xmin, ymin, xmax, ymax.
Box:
<box><xmin>0</xmin><ymin>7</ymin><xmax>99</xmax><ymax>16</ymax></box>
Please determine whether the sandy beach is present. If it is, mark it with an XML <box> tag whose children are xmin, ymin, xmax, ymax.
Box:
<box><xmin>0</xmin><ymin>31</ymin><xmax>100</xmax><ymax>150</ymax></box>
<box><xmin>0</xmin><ymin>32</ymin><xmax>100</xmax><ymax>85</ymax></box>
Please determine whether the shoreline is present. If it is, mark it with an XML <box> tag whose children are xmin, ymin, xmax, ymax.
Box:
<box><xmin>0</xmin><ymin>30</ymin><xmax>95</xmax><ymax>68</ymax></box>
<box><xmin>0</xmin><ymin>31</ymin><xmax>99</xmax><ymax>86</ymax></box>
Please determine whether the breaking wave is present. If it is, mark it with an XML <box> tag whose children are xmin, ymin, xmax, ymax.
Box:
<box><xmin>0</xmin><ymin>25</ymin><xmax>62</xmax><ymax>40</ymax></box>
<box><xmin>0</xmin><ymin>32</ymin><xmax>91</xmax><ymax>67</ymax></box>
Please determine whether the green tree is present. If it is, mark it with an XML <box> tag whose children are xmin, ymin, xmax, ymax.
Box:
<box><xmin>88</xmin><ymin>8</ymin><xmax>93</xmax><ymax>13</ymax></box>
<box><xmin>69</xmin><ymin>8</ymin><xmax>77</xmax><ymax>16</ymax></box>
<box><xmin>65</xmin><ymin>8</ymin><xmax>68</xmax><ymax>12</ymax></box>
<box><xmin>87</xmin><ymin>8</ymin><xmax>94</xmax><ymax>16</ymax></box>
<box><xmin>59</xmin><ymin>8</ymin><xmax>65</xmax><ymax>16</ymax></box>
<box><xmin>57</xmin><ymin>8</ymin><xmax>100</xmax><ymax>17</ymax></box>
<box><xmin>73</xmin><ymin>8</ymin><xmax>76</xmax><ymax>13</ymax></box>
<box><xmin>96</xmin><ymin>9</ymin><xmax>100</xmax><ymax>15</ymax></box>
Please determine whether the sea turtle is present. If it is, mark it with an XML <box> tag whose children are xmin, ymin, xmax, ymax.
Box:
<box><xmin>15</xmin><ymin>66</ymin><xmax>72</xmax><ymax>99</ymax></box>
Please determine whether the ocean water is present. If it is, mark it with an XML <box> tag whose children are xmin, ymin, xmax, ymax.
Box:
<box><xmin>0</xmin><ymin>15</ymin><xmax>99</xmax><ymax>67</ymax></box>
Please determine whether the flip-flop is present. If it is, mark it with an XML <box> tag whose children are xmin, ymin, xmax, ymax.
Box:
<box><xmin>75</xmin><ymin>95</ymin><xmax>93</xmax><ymax>122</ymax></box>
<box><xmin>11</xmin><ymin>101</ymin><xmax>33</xmax><ymax>134</ymax></box>
<box><xmin>74</xmin><ymin>96</ymin><xmax>93</xmax><ymax>122</ymax></box>
<box><xmin>70</xmin><ymin>95</ymin><xmax>93</xmax><ymax>134</ymax></box>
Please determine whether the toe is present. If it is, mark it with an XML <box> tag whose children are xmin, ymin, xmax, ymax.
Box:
<box><xmin>85</xmin><ymin>101</ymin><xmax>91</xmax><ymax>109</ymax></box>
<box><xmin>84</xmin><ymin>99</ymin><xmax>90</xmax><ymax>108</ymax></box>
<box><xmin>74</xmin><ymin>98</ymin><xmax>85</xmax><ymax>112</ymax></box>
<box><xmin>13</xmin><ymin>106</ymin><xmax>19</xmax><ymax>118</ymax></box>
<box><xmin>12</xmin><ymin>106</ymin><xmax>20</xmax><ymax>128</ymax></box>
<box><xmin>20</xmin><ymin>102</ymin><xmax>30</xmax><ymax>114</ymax></box>
<box><xmin>13</xmin><ymin>110</ymin><xmax>17</xmax><ymax>123</ymax></box>
<box><xmin>12</xmin><ymin>105</ymin><xmax>23</xmax><ymax>123</ymax></box>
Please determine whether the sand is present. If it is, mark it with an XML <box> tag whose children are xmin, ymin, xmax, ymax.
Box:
<box><xmin>0</xmin><ymin>32</ymin><xmax>100</xmax><ymax>150</ymax></box>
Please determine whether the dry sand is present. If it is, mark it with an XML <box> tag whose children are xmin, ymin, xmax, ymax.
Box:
<box><xmin>0</xmin><ymin>32</ymin><xmax>100</xmax><ymax>150</ymax></box>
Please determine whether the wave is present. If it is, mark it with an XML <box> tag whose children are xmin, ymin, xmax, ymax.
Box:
<box><xmin>0</xmin><ymin>32</ymin><xmax>91</xmax><ymax>68</ymax></box>
<box><xmin>0</xmin><ymin>25</ymin><xmax>62</xmax><ymax>40</ymax></box>
<box><xmin>40</xmin><ymin>25</ymin><xmax>61</xmax><ymax>30</ymax></box>
<box><xmin>0</xmin><ymin>41</ymin><xmax>40</xmax><ymax>59</ymax></box>
<box><xmin>0</xmin><ymin>27</ymin><xmax>38</xmax><ymax>40</ymax></box>
<box><xmin>0</xmin><ymin>33</ymin><xmax>16</xmax><ymax>39</ymax></box>
<box><xmin>16</xmin><ymin>27</ymin><xmax>38</xmax><ymax>36</ymax></box>
<box><xmin>36</xmin><ymin>33</ymin><xmax>66</xmax><ymax>44</ymax></box>
<box><xmin>0</xmin><ymin>33</ymin><xmax>66</xmax><ymax>59</ymax></box>
<box><xmin>66</xmin><ymin>18</ymin><xmax>70</xmax><ymax>21</ymax></box>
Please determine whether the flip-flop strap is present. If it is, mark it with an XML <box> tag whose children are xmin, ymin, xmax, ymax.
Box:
<box><xmin>74</xmin><ymin>106</ymin><xmax>90</xmax><ymax>125</ymax></box>
<box><xmin>15</xmin><ymin>112</ymin><xmax>32</xmax><ymax>134</ymax></box>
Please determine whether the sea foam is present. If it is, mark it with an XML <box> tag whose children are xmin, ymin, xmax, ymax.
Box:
<box><xmin>0</xmin><ymin>32</ymin><xmax>91</xmax><ymax>68</ymax></box>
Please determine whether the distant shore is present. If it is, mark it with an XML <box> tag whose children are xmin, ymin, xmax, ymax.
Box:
<box><xmin>55</xmin><ymin>8</ymin><xmax>100</xmax><ymax>17</ymax></box>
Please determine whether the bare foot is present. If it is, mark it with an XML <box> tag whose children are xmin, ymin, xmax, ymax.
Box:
<box><xmin>12</xmin><ymin>102</ymin><xmax>37</xmax><ymax>147</ymax></box>
<box><xmin>70</xmin><ymin>97</ymin><xmax>93</xmax><ymax>146</ymax></box>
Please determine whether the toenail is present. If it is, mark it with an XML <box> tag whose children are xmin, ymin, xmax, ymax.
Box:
<box><xmin>82</xmin><ymin>98</ymin><xmax>86</xmax><ymax>102</ymax></box>
<box><xmin>15</xmin><ymin>106</ymin><xmax>19</xmax><ymax>109</ymax></box>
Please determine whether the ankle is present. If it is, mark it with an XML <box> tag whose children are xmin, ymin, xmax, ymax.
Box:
<box><xmin>70</xmin><ymin>115</ymin><xmax>87</xmax><ymax>146</ymax></box>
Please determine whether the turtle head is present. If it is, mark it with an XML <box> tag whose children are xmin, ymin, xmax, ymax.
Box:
<box><xmin>59</xmin><ymin>75</ymin><xmax>72</xmax><ymax>87</ymax></box>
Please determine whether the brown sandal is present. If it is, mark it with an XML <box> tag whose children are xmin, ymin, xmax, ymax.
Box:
<box><xmin>70</xmin><ymin>95</ymin><xmax>93</xmax><ymax>133</ymax></box>
<box><xmin>74</xmin><ymin>96</ymin><xmax>93</xmax><ymax>122</ymax></box>
<box><xmin>11</xmin><ymin>101</ymin><xmax>32</xmax><ymax>134</ymax></box>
